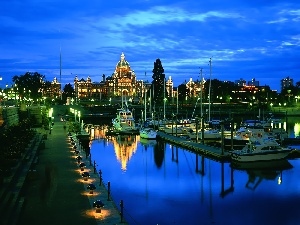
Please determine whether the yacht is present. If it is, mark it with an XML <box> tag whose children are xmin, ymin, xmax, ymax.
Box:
<box><xmin>111</xmin><ymin>106</ymin><xmax>139</xmax><ymax>135</ymax></box>
<box><xmin>230</xmin><ymin>135</ymin><xmax>293</xmax><ymax>163</ymax></box>
<box><xmin>139</xmin><ymin>127</ymin><xmax>157</xmax><ymax>139</ymax></box>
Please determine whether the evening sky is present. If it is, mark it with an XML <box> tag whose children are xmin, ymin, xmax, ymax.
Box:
<box><xmin>1</xmin><ymin>0</ymin><xmax>300</xmax><ymax>92</ymax></box>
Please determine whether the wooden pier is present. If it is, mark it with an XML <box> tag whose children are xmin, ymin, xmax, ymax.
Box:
<box><xmin>157</xmin><ymin>131</ymin><xmax>231</xmax><ymax>162</ymax></box>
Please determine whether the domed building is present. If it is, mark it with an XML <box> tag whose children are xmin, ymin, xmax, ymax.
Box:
<box><xmin>74</xmin><ymin>52</ymin><xmax>150</xmax><ymax>103</ymax></box>
<box><xmin>107</xmin><ymin>52</ymin><xmax>139</xmax><ymax>97</ymax></box>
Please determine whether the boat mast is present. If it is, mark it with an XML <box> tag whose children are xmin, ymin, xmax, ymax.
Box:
<box><xmin>60</xmin><ymin>45</ymin><xmax>62</xmax><ymax>100</ymax></box>
<box><xmin>144</xmin><ymin>76</ymin><xmax>147</xmax><ymax>122</ymax></box>
<box><xmin>176</xmin><ymin>87</ymin><xmax>178</xmax><ymax>115</ymax></box>
<box><xmin>163</xmin><ymin>78</ymin><xmax>166</xmax><ymax>120</ymax></box>
<box><xmin>122</xmin><ymin>92</ymin><xmax>123</xmax><ymax>109</ymax></box>
<box><xmin>200</xmin><ymin>68</ymin><xmax>203</xmax><ymax>118</ymax></box>
<box><xmin>150</xmin><ymin>85</ymin><xmax>153</xmax><ymax>118</ymax></box>
<box><xmin>208</xmin><ymin>58</ymin><xmax>212</xmax><ymax>122</ymax></box>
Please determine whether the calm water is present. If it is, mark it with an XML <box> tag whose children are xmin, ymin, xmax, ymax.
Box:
<box><xmin>90</xmin><ymin>120</ymin><xmax>300</xmax><ymax>225</ymax></box>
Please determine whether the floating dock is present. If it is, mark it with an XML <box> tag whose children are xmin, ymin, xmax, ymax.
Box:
<box><xmin>157</xmin><ymin>131</ymin><xmax>231</xmax><ymax>162</ymax></box>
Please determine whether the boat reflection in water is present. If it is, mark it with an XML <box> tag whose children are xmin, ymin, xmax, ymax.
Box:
<box><xmin>139</xmin><ymin>138</ymin><xmax>157</xmax><ymax>148</ymax></box>
<box><xmin>90</xmin><ymin>133</ymin><xmax>300</xmax><ymax>225</ymax></box>
<box><xmin>244</xmin><ymin>165</ymin><xmax>292</xmax><ymax>190</ymax></box>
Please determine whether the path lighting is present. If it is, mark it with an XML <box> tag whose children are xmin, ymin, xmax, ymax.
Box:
<box><xmin>48</xmin><ymin>108</ymin><xmax>53</xmax><ymax>118</ymax></box>
<box><xmin>75</xmin><ymin>110</ymin><xmax>77</xmax><ymax>122</ymax></box>
<box><xmin>93</xmin><ymin>200</ymin><xmax>104</xmax><ymax>213</ymax></box>
<box><xmin>87</xmin><ymin>183</ymin><xmax>96</xmax><ymax>194</ymax></box>
<box><xmin>79</xmin><ymin>162</ymin><xmax>86</xmax><ymax>171</ymax></box>
<box><xmin>78</xmin><ymin>111</ymin><xmax>81</xmax><ymax>123</ymax></box>
<box><xmin>270</xmin><ymin>103</ymin><xmax>273</xmax><ymax>108</ymax></box>
<box><xmin>81</xmin><ymin>171</ymin><xmax>90</xmax><ymax>181</ymax></box>
<box><xmin>109</xmin><ymin>97</ymin><xmax>111</xmax><ymax>105</ymax></box>
<box><xmin>163</xmin><ymin>98</ymin><xmax>167</xmax><ymax>120</ymax></box>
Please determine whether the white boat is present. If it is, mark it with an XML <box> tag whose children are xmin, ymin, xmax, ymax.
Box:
<box><xmin>139</xmin><ymin>127</ymin><xmax>157</xmax><ymax>139</ymax></box>
<box><xmin>230</xmin><ymin>135</ymin><xmax>293</xmax><ymax>163</ymax></box>
<box><xmin>111</xmin><ymin>105</ymin><xmax>139</xmax><ymax>134</ymax></box>
<box><xmin>161</xmin><ymin>119</ymin><xmax>197</xmax><ymax>135</ymax></box>
<box><xmin>224</xmin><ymin>125</ymin><xmax>265</xmax><ymax>145</ymax></box>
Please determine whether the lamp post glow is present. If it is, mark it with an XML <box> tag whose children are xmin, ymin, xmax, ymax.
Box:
<box><xmin>78</xmin><ymin>111</ymin><xmax>81</xmax><ymax>123</ymax></box>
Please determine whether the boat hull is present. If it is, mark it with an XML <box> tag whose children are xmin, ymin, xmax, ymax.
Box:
<box><xmin>139</xmin><ymin>128</ymin><xmax>157</xmax><ymax>139</ymax></box>
<box><xmin>231</xmin><ymin>150</ymin><xmax>291</xmax><ymax>163</ymax></box>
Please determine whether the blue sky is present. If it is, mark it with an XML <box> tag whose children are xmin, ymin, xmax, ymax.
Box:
<box><xmin>1</xmin><ymin>0</ymin><xmax>300</xmax><ymax>91</ymax></box>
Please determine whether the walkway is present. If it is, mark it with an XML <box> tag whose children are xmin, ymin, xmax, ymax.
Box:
<box><xmin>17</xmin><ymin>115</ymin><xmax>127</xmax><ymax>225</ymax></box>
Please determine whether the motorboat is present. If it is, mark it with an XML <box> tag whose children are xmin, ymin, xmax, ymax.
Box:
<box><xmin>224</xmin><ymin>126</ymin><xmax>265</xmax><ymax>147</ymax></box>
<box><xmin>111</xmin><ymin>105</ymin><xmax>139</xmax><ymax>135</ymax></box>
<box><xmin>139</xmin><ymin>127</ymin><xmax>157</xmax><ymax>139</ymax></box>
<box><xmin>230</xmin><ymin>135</ymin><xmax>293</xmax><ymax>163</ymax></box>
<box><xmin>159</xmin><ymin>122</ymin><xmax>187</xmax><ymax>134</ymax></box>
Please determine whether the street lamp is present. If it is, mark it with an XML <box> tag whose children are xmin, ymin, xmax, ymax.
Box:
<box><xmin>78</xmin><ymin>111</ymin><xmax>81</xmax><ymax>123</ymax></box>
<box><xmin>163</xmin><ymin>97</ymin><xmax>167</xmax><ymax>120</ymax></box>
<box><xmin>295</xmin><ymin>95</ymin><xmax>299</xmax><ymax>104</ymax></box>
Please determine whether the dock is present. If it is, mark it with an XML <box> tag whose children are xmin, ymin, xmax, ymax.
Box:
<box><xmin>157</xmin><ymin>131</ymin><xmax>231</xmax><ymax>162</ymax></box>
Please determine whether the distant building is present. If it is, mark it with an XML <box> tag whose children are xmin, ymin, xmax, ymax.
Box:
<box><xmin>166</xmin><ymin>76</ymin><xmax>174</xmax><ymax>97</ymax></box>
<box><xmin>281</xmin><ymin>76</ymin><xmax>293</xmax><ymax>91</ymax></box>
<box><xmin>186</xmin><ymin>78</ymin><xmax>200</xmax><ymax>98</ymax></box>
<box><xmin>235</xmin><ymin>78</ymin><xmax>246</xmax><ymax>86</ymax></box>
<box><xmin>44</xmin><ymin>77</ymin><xmax>61</xmax><ymax>99</ymax></box>
<box><xmin>73</xmin><ymin>52</ymin><xmax>158</xmax><ymax>102</ymax></box>
<box><xmin>248</xmin><ymin>78</ymin><xmax>259</xmax><ymax>86</ymax></box>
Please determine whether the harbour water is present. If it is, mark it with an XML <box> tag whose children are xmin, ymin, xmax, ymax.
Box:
<box><xmin>90</xmin><ymin>119</ymin><xmax>300</xmax><ymax>225</ymax></box>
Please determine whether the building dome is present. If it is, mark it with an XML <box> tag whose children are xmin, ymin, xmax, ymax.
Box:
<box><xmin>116</xmin><ymin>52</ymin><xmax>130</xmax><ymax>69</ymax></box>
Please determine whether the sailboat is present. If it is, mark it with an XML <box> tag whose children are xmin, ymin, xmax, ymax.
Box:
<box><xmin>139</xmin><ymin>83</ymin><xmax>157</xmax><ymax>139</ymax></box>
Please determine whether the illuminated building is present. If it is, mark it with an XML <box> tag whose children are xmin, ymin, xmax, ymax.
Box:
<box><xmin>248</xmin><ymin>78</ymin><xmax>259</xmax><ymax>86</ymax></box>
<box><xmin>43</xmin><ymin>77</ymin><xmax>61</xmax><ymax>98</ymax></box>
<box><xmin>74</xmin><ymin>52</ymin><xmax>153</xmax><ymax>102</ymax></box>
<box><xmin>281</xmin><ymin>76</ymin><xmax>294</xmax><ymax>91</ymax></box>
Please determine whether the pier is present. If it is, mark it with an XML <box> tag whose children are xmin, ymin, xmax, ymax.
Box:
<box><xmin>157</xmin><ymin>131</ymin><xmax>231</xmax><ymax>161</ymax></box>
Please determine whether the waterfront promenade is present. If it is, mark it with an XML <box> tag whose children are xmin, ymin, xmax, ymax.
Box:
<box><xmin>17</xmin><ymin>115</ymin><xmax>126</xmax><ymax>225</ymax></box>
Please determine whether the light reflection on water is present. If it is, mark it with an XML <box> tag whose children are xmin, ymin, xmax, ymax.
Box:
<box><xmin>91</xmin><ymin>131</ymin><xmax>300</xmax><ymax>225</ymax></box>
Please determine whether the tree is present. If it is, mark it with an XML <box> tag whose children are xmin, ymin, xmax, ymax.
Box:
<box><xmin>62</xmin><ymin>83</ymin><xmax>75</xmax><ymax>103</ymax></box>
<box><xmin>12</xmin><ymin>72</ymin><xmax>45</xmax><ymax>101</ymax></box>
<box><xmin>63</xmin><ymin>83</ymin><xmax>75</xmax><ymax>97</ymax></box>
<box><xmin>151</xmin><ymin>59</ymin><xmax>165</xmax><ymax>106</ymax></box>
<box><xmin>178</xmin><ymin>83</ymin><xmax>187</xmax><ymax>106</ymax></box>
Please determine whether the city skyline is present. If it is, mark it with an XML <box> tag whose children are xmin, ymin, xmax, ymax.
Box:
<box><xmin>1</xmin><ymin>0</ymin><xmax>300</xmax><ymax>91</ymax></box>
